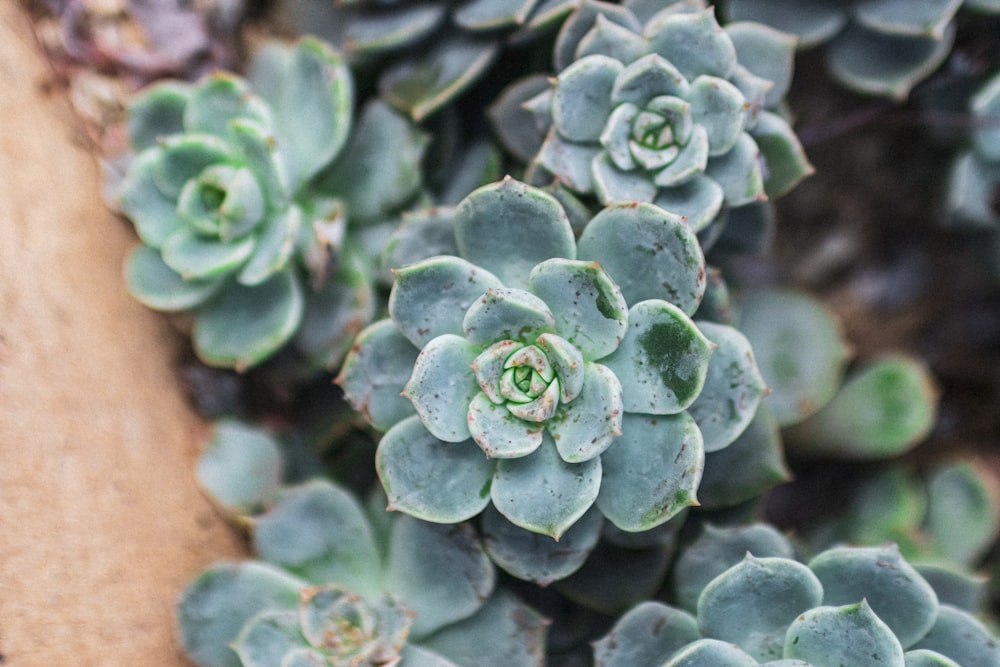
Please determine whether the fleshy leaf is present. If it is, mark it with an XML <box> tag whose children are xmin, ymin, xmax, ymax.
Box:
<box><xmin>726</xmin><ymin>21</ymin><xmax>797</xmax><ymax>106</ymax></box>
<box><xmin>699</xmin><ymin>555</ymin><xmax>824</xmax><ymax>662</ymax></box>
<box><xmin>404</xmin><ymin>334</ymin><xmax>479</xmax><ymax>443</ymax></box>
<box><xmin>253</xmin><ymin>480</ymin><xmax>384</xmax><ymax>598</ymax></box>
<box><xmin>237</xmin><ymin>205</ymin><xmax>300</xmax><ymax>286</ymax></box>
<box><xmin>160</xmin><ymin>225</ymin><xmax>255</xmax><ymax>280</ymax></box>
<box><xmin>390</xmin><ymin>256</ymin><xmax>504</xmax><ymax>349</ymax></box>
<box><xmin>592</xmin><ymin>153</ymin><xmax>660</xmax><ymax>202</ymax></box>
<box><xmin>195</xmin><ymin>420</ymin><xmax>283</xmax><ymax>517</ymax></box>
<box><xmin>644</xmin><ymin>8</ymin><xmax>738</xmax><ymax>81</ymax></box>
<box><xmin>593</xmin><ymin>601</ymin><xmax>701</xmax><ymax>667</ymax></box>
<box><xmin>653</xmin><ymin>175</ymin><xmax>725</xmax><ymax>232</ymax></box>
<box><xmin>481</xmin><ymin>504</ymin><xmax>602</xmax><ymax>585</ymax></box>
<box><xmin>602</xmin><ymin>300</ymin><xmax>713</xmax><ymax>414</ymax></box>
<box><xmin>611</xmin><ymin>53</ymin><xmax>690</xmax><ymax>107</ymax></box>
<box><xmin>664</xmin><ymin>639</ymin><xmax>759</xmax><ymax>667</ymax></box>
<box><xmin>687</xmin><ymin>75</ymin><xmax>747</xmax><ymax>156</ymax></box>
<box><xmin>185</xmin><ymin>74</ymin><xmax>272</xmax><ymax>141</ymax></box>
<box><xmin>491</xmin><ymin>433</ymin><xmax>602</xmax><ymax>539</ymax></box>
<box><xmin>549</xmin><ymin>362</ymin><xmax>624</xmax><ymax>463</ymax></box>
<box><xmin>337</xmin><ymin>319</ymin><xmax>419</xmax><ymax>432</ymax></box>
<box><xmin>125</xmin><ymin>245</ymin><xmax>226</xmax><ymax>312</ymax></box>
<box><xmin>386</xmin><ymin>517</ymin><xmax>494</xmax><ymax>638</ymax></box>
<box><xmin>552</xmin><ymin>55</ymin><xmax>625</xmax><ymax>143</ymax></box>
<box><xmin>528</xmin><ymin>258</ymin><xmax>629</xmax><ymax>360</ymax></box>
<box><xmin>704</xmin><ymin>132</ymin><xmax>766</xmax><ymax>206</ymax></box>
<box><xmin>924</xmin><ymin>461</ymin><xmax>1000</xmax><ymax>566</ymax></box>
<box><xmin>578</xmin><ymin>202</ymin><xmax>706</xmax><ymax>315</ymax></box>
<box><xmin>783</xmin><ymin>601</ymin><xmax>905</xmax><ymax>666</ymax></box>
<box><xmin>687</xmin><ymin>321</ymin><xmax>767</xmax><ymax>452</ymax></box>
<box><xmin>377</xmin><ymin>415</ymin><xmax>494</xmax><ymax>523</ymax></box>
<box><xmin>462</xmin><ymin>288</ymin><xmax>558</xmax><ymax>348</ymax></box>
<box><xmin>467</xmin><ymin>392</ymin><xmax>545</xmax><ymax>459</ymax></box>
<box><xmin>751</xmin><ymin>110</ymin><xmax>814</xmax><ymax>198</ymax></box>
<box><xmin>232</xmin><ymin>610</ymin><xmax>304</xmax><ymax>667</ymax></box>
<box><xmin>723</xmin><ymin>0</ymin><xmax>847</xmax><ymax>48</ymax></box>
<box><xmin>119</xmin><ymin>149</ymin><xmax>187</xmax><ymax>246</ymax></box>
<box><xmin>192</xmin><ymin>267</ymin><xmax>304</xmax><ymax>371</ymax></box>
<box><xmin>454</xmin><ymin>177</ymin><xmax>576</xmax><ymax>290</ymax></box>
<box><xmin>910</xmin><ymin>604</ymin><xmax>1000</xmax><ymax>666</ymax></box>
<box><xmin>177</xmin><ymin>562</ymin><xmax>305</xmax><ymax>667</ymax></box>
<box><xmin>595</xmin><ymin>411</ymin><xmax>703</xmax><ymax>531</ymax></box>
<box><xmin>575</xmin><ymin>13</ymin><xmax>647</xmax><ymax>64</ymax></box>
<box><xmin>126</xmin><ymin>81</ymin><xmax>191</xmax><ymax>151</ymax></box>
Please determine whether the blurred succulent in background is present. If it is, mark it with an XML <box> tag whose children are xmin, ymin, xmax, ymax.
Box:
<box><xmin>338</xmin><ymin>176</ymin><xmax>767</xmax><ymax>577</ymax></box>
<box><xmin>178</xmin><ymin>478</ymin><xmax>548</xmax><ymax>667</ymax></box>
<box><xmin>114</xmin><ymin>37</ymin><xmax>428</xmax><ymax>371</ymax></box>
<box><xmin>597</xmin><ymin>538</ymin><xmax>1000</xmax><ymax>666</ymax></box>
<box><xmin>282</xmin><ymin>0</ymin><xmax>579</xmax><ymax>121</ymax></box>
<box><xmin>722</xmin><ymin>0</ymin><xmax>1000</xmax><ymax>99</ymax></box>
<box><xmin>490</xmin><ymin>1</ymin><xmax>811</xmax><ymax>231</ymax></box>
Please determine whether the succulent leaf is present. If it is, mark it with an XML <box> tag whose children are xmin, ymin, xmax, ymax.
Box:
<box><xmin>549</xmin><ymin>362</ymin><xmax>624</xmax><ymax>462</ymax></box>
<box><xmin>404</xmin><ymin>334</ymin><xmax>480</xmax><ymax>443</ymax></box>
<box><xmin>910</xmin><ymin>604</ymin><xmax>1000</xmax><ymax>666</ymax></box>
<box><xmin>462</xmin><ymin>288</ymin><xmax>557</xmax><ymax>346</ymax></box>
<box><xmin>125</xmin><ymin>245</ymin><xmax>226</xmax><ymax>311</ymax></box>
<box><xmin>783</xmin><ymin>601</ymin><xmax>905</xmax><ymax>667</ymax></box>
<box><xmin>592</xmin><ymin>601</ymin><xmax>701</xmax><ymax>667</ymax></box>
<box><xmin>643</xmin><ymin>8</ymin><xmax>738</xmax><ymax>81</ymax></box>
<box><xmin>195</xmin><ymin>420</ymin><xmax>284</xmax><ymax>517</ymax></box>
<box><xmin>664</xmin><ymin>639</ymin><xmax>759</xmax><ymax>667</ymax></box>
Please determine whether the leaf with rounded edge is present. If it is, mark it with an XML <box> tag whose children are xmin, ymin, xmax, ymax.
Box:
<box><xmin>491</xmin><ymin>433</ymin><xmax>601</xmax><ymax>539</ymax></box>
<box><xmin>726</xmin><ymin>22</ymin><xmax>797</xmax><ymax>106</ymax></box>
<box><xmin>611</xmin><ymin>53</ymin><xmax>690</xmax><ymax>107</ymax></box>
<box><xmin>193</xmin><ymin>267</ymin><xmax>304</xmax><ymax>371</ymax></box>
<box><xmin>593</xmin><ymin>601</ymin><xmax>701</xmax><ymax>667</ymax></box>
<box><xmin>529</xmin><ymin>258</ymin><xmax>629</xmax><ymax>360</ymax></box>
<box><xmin>578</xmin><ymin>202</ymin><xmax>706</xmax><ymax>315</ymax></box>
<box><xmin>653</xmin><ymin>175</ymin><xmax>724</xmax><ymax>232</ymax></box>
<box><xmin>160</xmin><ymin>226</ymin><xmax>255</xmax><ymax>280</ymax></box>
<box><xmin>253</xmin><ymin>480</ymin><xmax>383</xmax><ymax>597</ymax></box>
<box><xmin>341</xmin><ymin>4</ymin><xmax>447</xmax><ymax>55</ymax></box>
<box><xmin>482</xmin><ymin>504</ymin><xmax>602</xmax><ymax>585</ymax></box>
<box><xmin>536</xmin><ymin>129</ymin><xmax>601</xmax><ymax>194</ymax></box>
<box><xmin>644</xmin><ymin>8</ymin><xmax>738</xmax><ymax>81</ymax></box>
<box><xmin>119</xmin><ymin>150</ymin><xmax>187</xmax><ymax>246</ymax></box>
<box><xmin>652</xmin><ymin>125</ymin><xmax>710</xmax><ymax>187</ymax></box>
<box><xmin>453</xmin><ymin>0</ymin><xmax>535</xmax><ymax>31</ymax></box>
<box><xmin>687</xmin><ymin>75</ymin><xmax>747</xmax><ymax>156</ymax></box>
<box><xmin>232</xmin><ymin>610</ymin><xmax>304</xmax><ymax>667</ymax></box>
<box><xmin>549</xmin><ymin>362</ymin><xmax>623</xmax><ymax>463</ymax></box>
<box><xmin>592</xmin><ymin>153</ymin><xmax>660</xmax><ymax>203</ymax></box>
<box><xmin>387</xmin><ymin>517</ymin><xmax>494</xmax><ymax>638</ymax></box>
<box><xmin>553</xmin><ymin>0</ymin><xmax>642</xmax><ymax>72</ymax></box>
<box><xmin>925</xmin><ymin>462</ymin><xmax>1000</xmax><ymax>566</ymax></box>
<box><xmin>468</xmin><ymin>392</ymin><xmax>545</xmax><ymax>459</ymax></box>
<box><xmin>229</xmin><ymin>119</ymin><xmax>289</xmax><ymax>209</ymax></box>
<box><xmin>664</xmin><ymin>639</ymin><xmax>758</xmax><ymax>667</ymax></box>
<box><xmin>854</xmin><ymin>0</ymin><xmax>961</xmax><ymax>39</ymax></box>
<box><xmin>738</xmin><ymin>288</ymin><xmax>850</xmax><ymax>426</ymax></box>
<box><xmin>337</xmin><ymin>320</ymin><xmax>418</xmax><ymax>432</ymax></box>
<box><xmin>237</xmin><ymin>205</ymin><xmax>300</xmax><ymax>286</ymax></box>
<box><xmin>723</xmin><ymin>0</ymin><xmax>846</xmax><ymax>48</ymax></box>
<box><xmin>903</xmin><ymin>649</ymin><xmax>962</xmax><ymax>667</ymax></box>
<box><xmin>177</xmin><ymin>561</ymin><xmax>306</xmax><ymax>667</ymax></box>
<box><xmin>377</xmin><ymin>415</ymin><xmax>494</xmax><ymax>523</ymax></box>
<box><xmin>915</xmin><ymin>563</ymin><xmax>988</xmax><ymax>613</ymax></box>
<box><xmin>418</xmin><ymin>589</ymin><xmax>549</xmax><ymax>667</ymax></box>
<box><xmin>688</xmin><ymin>320</ymin><xmax>767</xmax><ymax>452</ymax></box>
<box><xmin>602</xmin><ymin>300</ymin><xmax>713</xmax><ymax>413</ymax></box>
<box><xmin>125</xmin><ymin>245</ymin><xmax>226</xmax><ymax>312</ymax></box>
<box><xmin>380</xmin><ymin>35</ymin><xmax>499</xmax><ymax>122</ymax></box>
<box><xmin>751</xmin><ymin>110</ymin><xmax>814</xmax><ymax>198</ymax></box>
<box><xmin>399</xmin><ymin>644</ymin><xmax>461</xmax><ymax>667</ymax></box>
<box><xmin>462</xmin><ymin>287</ymin><xmax>557</xmax><ymax>346</ymax></box>
<box><xmin>784</xmin><ymin>601</ymin><xmax>905</xmax><ymax>667</ymax></box>
<box><xmin>382</xmin><ymin>208</ymin><xmax>460</xmax><ymax>282</ymax></box>
<box><xmin>153</xmin><ymin>133</ymin><xmax>234</xmax><ymax>198</ymax></box>
<box><xmin>404</xmin><ymin>334</ymin><xmax>479</xmax><ymax>443</ymax></box>
<box><xmin>911</xmin><ymin>604</ymin><xmax>1000</xmax><ymax>666</ymax></box>
<box><xmin>697</xmin><ymin>405</ymin><xmax>789</xmax><ymax>508</ymax></box>
<box><xmin>454</xmin><ymin>177</ymin><xmax>576</xmax><ymax>290</ymax></box>
<box><xmin>576</xmin><ymin>13</ymin><xmax>647</xmax><ymax>64</ymax></box>
<box><xmin>699</xmin><ymin>555</ymin><xmax>824</xmax><ymax>662</ymax></box>
<box><xmin>601</xmin><ymin>102</ymin><xmax>640</xmax><ymax>170</ymax></box>
<box><xmin>553</xmin><ymin>55</ymin><xmax>624</xmax><ymax>143</ymax></box>
<box><xmin>488</xmin><ymin>75</ymin><xmax>552</xmax><ymax>162</ymax></box>
<box><xmin>185</xmin><ymin>74</ymin><xmax>272</xmax><ymax>141</ymax></box>
<box><xmin>673</xmin><ymin>522</ymin><xmax>796</xmax><ymax>612</ymax></box>
<box><xmin>127</xmin><ymin>80</ymin><xmax>191</xmax><ymax>151</ymax></box>
<box><xmin>195</xmin><ymin>419</ymin><xmax>283</xmax><ymax>517</ymax></box>
<box><xmin>704</xmin><ymin>132</ymin><xmax>766</xmax><ymax>206</ymax></box>
<box><xmin>809</xmin><ymin>544</ymin><xmax>939</xmax><ymax>649</ymax></box>
<box><xmin>826</xmin><ymin>22</ymin><xmax>954</xmax><ymax>101</ymax></box>
<box><xmin>390</xmin><ymin>256</ymin><xmax>504</xmax><ymax>349</ymax></box>
<box><xmin>247</xmin><ymin>37</ymin><xmax>353</xmax><ymax>184</ymax></box>
<box><xmin>596</xmin><ymin>411</ymin><xmax>703</xmax><ymax>531</ymax></box>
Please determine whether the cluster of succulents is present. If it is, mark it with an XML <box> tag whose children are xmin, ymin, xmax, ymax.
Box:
<box><xmin>723</xmin><ymin>0</ymin><xmax>1000</xmax><ymax>99</ymax></box>
<box><xmin>96</xmin><ymin>0</ymin><xmax>1000</xmax><ymax>662</ymax></box>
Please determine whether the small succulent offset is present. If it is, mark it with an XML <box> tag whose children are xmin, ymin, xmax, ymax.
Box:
<box><xmin>116</xmin><ymin>37</ymin><xmax>427</xmax><ymax>370</ymax></box>
<box><xmin>339</xmin><ymin>176</ymin><xmax>767</xmax><ymax>547</ymax></box>
<box><xmin>493</xmin><ymin>1</ymin><xmax>811</xmax><ymax>230</ymax></box>
<box><xmin>597</xmin><ymin>535</ymin><xmax>1000</xmax><ymax>667</ymax></box>
<box><xmin>722</xmin><ymin>0</ymin><xmax>1000</xmax><ymax>99</ymax></box>
<box><xmin>178</xmin><ymin>479</ymin><xmax>548</xmax><ymax>667</ymax></box>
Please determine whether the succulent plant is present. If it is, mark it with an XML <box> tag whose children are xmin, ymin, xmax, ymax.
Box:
<box><xmin>596</xmin><ymin>539</ymin><xmax>1000</xmax><ymax>666</ymax></box>
<box><xmin>338</xmin><ymin>177</ymin><xmax>767</xmax><ymax>556</ymax></box>
<box><xmin>116</xmin><ymin>37</ymin><xmax>427</xmax><ymax>370</ymax></box>
<box><xmin>721</xmin><ymin>0</ymin><xmax>1000</xmax><ymax>99</ymax></box>
<box><xmin>283</xmin><ymin>0</ymin><xmax>578</xmax><ymax>121</ymax></box>
<box><xmin>490</xmin><ymin>1</ymin><xmax>811</xmax><ymax>231</ymax></box>
<box><xmin>178</xmin><ymin>478</ymin><xmax>548</xmax><ymax>667</ymax></box>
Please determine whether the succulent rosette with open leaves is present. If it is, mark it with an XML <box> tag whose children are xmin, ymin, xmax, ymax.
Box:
<box><xmin>338</xmin><ymin>177</ymin><xmax>766</xmax><ymax>553</ymax></box>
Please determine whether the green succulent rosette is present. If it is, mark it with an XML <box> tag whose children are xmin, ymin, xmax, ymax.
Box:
<box><xmin>494</xmin><ymin>2</ymin><xmax>810</xmax><ymax>230</ymax></box>
<box><xmin>117</xmin><ymin>37</ymin><xmax>428</xmax><ymax>370</ymax></box>
<box><xmin>723</xmin><ymin>0</ymin><xmax>996</xmax><ymax>100</ymax></box>
<box><xmin>178</xmin><ymin>479</ymin><xmax>548</xmax><ymax>667</ymax></box>
<box><xmin>338</xmin><ymin>177</ymin><xmax>766</xmax><ymax>552</ymax></box>
<box><xmin>595</xmin><ymin>540</ymin><xmax>1000</xmax><ymax>667</ymax></box>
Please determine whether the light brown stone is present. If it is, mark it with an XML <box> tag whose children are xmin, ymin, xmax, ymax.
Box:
<box><xmin>0</xmin><ymin>5</ymin><xmax>245</xmax><ymax>664</ymax></box>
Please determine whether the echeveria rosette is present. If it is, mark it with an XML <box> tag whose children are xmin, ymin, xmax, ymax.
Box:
<box><xmin>594</xmin><ymin>541</ymin><xmax>1000</xmax><ymax>667</ymax></box>
<box><xmin>177</xmin><ymin>479</ymin><xmax>548</xmax><ymax>667</ymax></box>
<box><xmin>512</xmin><ymin>4</ymin><xmax>810</xmax><ymax>230</ymax></box>
<box><xmin>339</xmin><ymin>177</ymin><xmax>767</xmax><ymax>546</ymax></box>
<box><xmin>722</xmin><ymin>0</ymin><xmax>998</xmax><ymax>99</ymax></box>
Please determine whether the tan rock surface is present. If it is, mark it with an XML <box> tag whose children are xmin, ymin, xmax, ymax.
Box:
<box><xmin>0</xmin><ymin>5</ymin><xmax>245</xmax><ymax>665</ymax></box>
